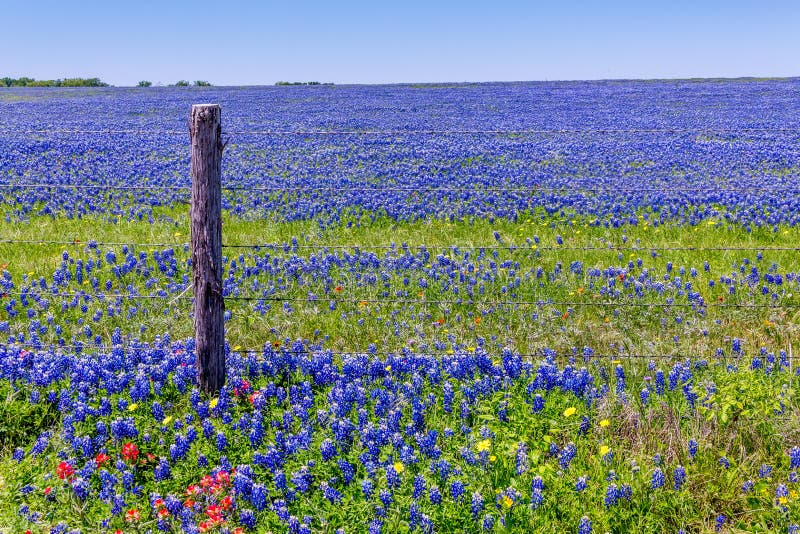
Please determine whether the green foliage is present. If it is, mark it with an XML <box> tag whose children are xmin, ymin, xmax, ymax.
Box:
<box><xmin>193</xmin><ymin>80</ymin><xmax>211</xmax><ymax>87</ymax></box>
<box><xmin>0</xmin><ymin>381</ymin><xmax>58</xmax><ymax>454</ymax></box>
<box><xmin>174</xmin><ymin>80</ymin><xmax>190</xmax><ymax>87</ymax></box>
<box><xmin>137</xmin><ymin>80</ymin><xmax>152</xmax><ymax>87</ymax></box>
<box><xmin>0</xmin><ymin>77</ymin><xmax>108</xmax><ymax>87</ymax></box>
<box><xmin>701</xmin><ymin>368</ymin><xmax>793</xmax><ymax>424</ymax></box>
<box><xmin>275</xmin><ymin>81</ymin><xmax>333</xmax><ymax>86</ymax></box>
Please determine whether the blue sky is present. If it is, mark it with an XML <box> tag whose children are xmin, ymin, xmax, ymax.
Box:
<box><xmin>4</xmin><ymin>1</ymin><xmax>799</xmax><ymax>86</ymax></box>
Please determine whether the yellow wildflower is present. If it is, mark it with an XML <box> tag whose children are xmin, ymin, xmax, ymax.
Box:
<box><xmin>394</xmin><ymin>461</ymin><xmax>404</xmax><ymax>474</ymax></box>
<box><xmin>599</xmin><ymin>419</ymin><xmax>610</xmax><ymax>428</ymax></box>
<box><xmin>502</xmin><ymin>495</ymin><xmax>513</xmax><ymax>508</ymax></box>
<box><xmin>600</xmin><ymin>445</ymin><xmax>611</xmax><ymax>456</ymax></box>
<box><xmin>162</xmin><ymin>416</ymin><xmax>173</xmax><ymax>426</ymax></box>
<box><xmin>127</xmin><ymin>403</ymin><xmax>138</xmax><ymax>412</ymax></box>
<box><xmin>477</xmin><ymin>439</ymin><xmax>492</xmax><ymax>452</ymax></box>
<box><xmin>209</xmin><ymin>398</ymin><xmax>219</xmax><ymax>409</ymax></box>
<box><xmin>489</xmin><ymin>455</ymin><xmax>497</xmax><ymax>462</ymax></box>
<box><xmin>563</xmin><ymin>406</ymin><xmax>577</xmax><ymax>418</ymax></box>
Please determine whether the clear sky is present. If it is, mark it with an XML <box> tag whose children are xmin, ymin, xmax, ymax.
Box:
<box><xmin>3</xmin><ymin>0</ymin><xmax>799</xmax><ymax>86</ymax></box>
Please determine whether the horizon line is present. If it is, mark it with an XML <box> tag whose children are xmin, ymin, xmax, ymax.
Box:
<box><xmin>3</xmin><ymin>75</ymin><xmax>800</xmax><ymax>89</ymax></box>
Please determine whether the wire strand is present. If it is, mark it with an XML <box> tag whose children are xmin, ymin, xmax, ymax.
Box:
<box><xmin>3</xmin><ymin>183</ymin><xmax>800</xmax><ymax>194</ymax></box>
<box><xmin>4</xmin><ymin>290</ymin><xmax>795</xmax><ymax>309</ymax></box>
<box><xmin>0</xmin><ymin>340</ymin><xmax>764</xmax><ymax>361</ymax></box>
<box><xmin>3</xmin><ymin>238</ymin><xmax>800</xmax><ymax>254</ymax></box>
<box><xmin>2</xmin><ymin>127</ymin><xmax>799</xmax><ymax>136</ymax></box>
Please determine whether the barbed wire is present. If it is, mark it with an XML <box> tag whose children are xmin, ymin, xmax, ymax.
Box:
<box><xmin>3</xmin><ymin>183</ymin><xmax>800</xmax><ymax>194</ymax></box>
<box><xmin>0</xmin><ymin>239</ymin><xmax>186</xmax><ymax>247</ymax></box>
<box><xmin>0</xmin><ymin>339</ymin><xmax>771</xmax><ymax>361</ymax></box>
<box><xmin>3</xmin><ymin>290</ymin><xmax>796</xmax><ymax>310</ymax></box>
<box><xmin>219</xmin><ymin>243</ymin><xmax>800</xmax><ymax>253</ymax></box>
<box><xmin>1</xmin><ymin>291</ymin><xmax>188</xmax><ymax>300</ymax></box>
<box><xmin>0</xmin><ymin>183</ymin><xmax>188</xmax><ymax>191</ymax></box>
<box><xmin>1</xmin><ymin>127</ymin><xmax>799</xmax><ymax>136</ymax></box>
<box><xmin>4</xmin><ymin>238</ymin><xmax>800</xmax><ymax>254</ymax></box>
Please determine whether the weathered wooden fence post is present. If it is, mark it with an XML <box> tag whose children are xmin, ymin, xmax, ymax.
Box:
<box><xmin>190</xmin><ymin>104</ymin><xmax>225</xmax><ymax>394</ymax></box>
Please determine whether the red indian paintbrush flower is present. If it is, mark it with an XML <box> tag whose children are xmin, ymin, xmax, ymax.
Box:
<box><xmin>125</xmin><ymin>508</ymin><xmax>141</xmax><ymax>522</ymax></box>
<box><xmin>56</xmin><ymin>461</ymin><xmax>74</xmax><ymax>480</ymax></box>
<box><xmin>121</xmin><ymin>442</ymin><xmax>139</xmax><ymax>462</ymax></box>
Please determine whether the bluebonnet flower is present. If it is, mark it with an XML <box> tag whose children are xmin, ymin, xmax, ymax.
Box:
<box><xmin>776</xmin><ymin>483</ymin><xmax>789</xmax><ymax>508</ymax></box>
<box><xmin>337</xmin><ymin>459</ymin><xmax>355</xmax><ymax>485</ymax></box>
<box><xmin>450</xmin><ymin>480</ymin><xmax>466</xmax><ymax>502</ymax></box>
<box><xmin>515</xmin><ymin>442</ymin><xmax>529</xmax><ymax>474</ymax></box>
<box><xmin>674</xmin><ymin>465</ymin><xmax>686</xmax><ymax>490</ymax></box>
<box><xmin>688</xmin><ymin>439</ymin><xmax>698</xmax><ymax>459</ymax></box>
<box><xmin>153</xmin><ymin>458</ymin><xmax>171</xmax><ymax>481</ymax></box>
<box><xmin>361</xmin><ymin>479</ymin><xmax>374</xmax><ymax>499</ymax></box>
<box><xmin>321</xmin><ymin>482</ymin><xmax>342</xmax><ymax>504</ymax></box>
<box><xmin>604</xmin><ymin>484</ymin><xmax>619</xmax><ymax>507</ymax></box>
<box><xmin>531</xmin><ymin>394</ymin><xmax>544</xmax><ymax>413</ymax></box>
<box><xmin>615</xmin><ymin>365</ymin><xmax>626</xmax><ymax>394</ymax></box>
<box><xmin>578</xmin><ymin>516</ymin><xmax>592</xmax><ymax>534</ymax></box>
<box><xmin>471</xmin><ymin>491</ymin><xmax>484</xmax><ymax>520</ymax></box>
<box><xmin>759</xmin><ymin>464</ymin><xmax>772</xmax><ymax>478</ymax></box>
<box><xmin>240</xmin><ymin>509</ymin><xmax>257</xmax><ymax>530</ymax></box>
<box><xmin>559</xmin><ymin>442</ymin><xmax>577</xmax><ymax>470</ymax></box>
<box><xmin>651</xmin><ymin>468</ymin><xmax>665</xmax><ymax>489</ymax></box>
<box><xmin>320</xmin><ymin>438</ymin><xmax>338</xmax><ymax>461</ymax></box>
<box><xmin>790</xmin><ymin>446</ymin><xmax>800</xmax><ymax>469</ymax></box>
<box><xmin>531</xmin><ymin>487</ymin><xmax>544</xmax><ymax>509</ymax></box>
<box><xmin>71</xmin><ymin>477</ymin><xmax>90</xmax><ymax>500</ymax></box>
<box><xmin>251</xmin><ymin>483</ymin><xmax>268</xmax><ymax>511</ymax></box>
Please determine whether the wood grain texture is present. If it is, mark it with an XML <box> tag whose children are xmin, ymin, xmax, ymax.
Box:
<box><xmin>190</xmin><ymin>104</ymin><xmax>225</xmax><ymax>394</ymax></box>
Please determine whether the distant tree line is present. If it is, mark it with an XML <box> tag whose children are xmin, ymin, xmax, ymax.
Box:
<box><xmin>136</xmin><ymin>80</ymin><xmax>212</xmax><ymax>87</ymax></box>
<box><xmin>275</xmin><ymin>81</ymin><xmax>334</xmax><ymax>86</ymax></box>
<box><xmin>1</xmin><ymin>77</ymin><xmax>109</xmax><ymax>87</ymax></box>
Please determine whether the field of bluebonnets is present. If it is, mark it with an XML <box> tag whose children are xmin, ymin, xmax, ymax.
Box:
<box><xmin>1</xmin><ymin>79</ymin><xmax>800</xmax><ymax>533</ymax></box>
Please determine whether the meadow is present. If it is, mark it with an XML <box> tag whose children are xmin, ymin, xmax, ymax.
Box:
<box><xmin>1</xmin><ymin>79</ymin><xmax>800</xmax><ymax>533</ymax></box>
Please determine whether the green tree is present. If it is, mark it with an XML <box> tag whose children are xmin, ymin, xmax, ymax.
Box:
<box><xmin>137</xmin><ymin>80</ymin><xmax>152</xmax><ymax>87</ymax></box>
